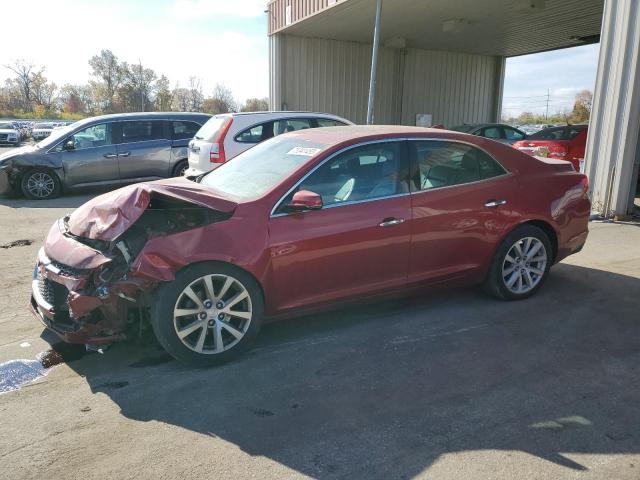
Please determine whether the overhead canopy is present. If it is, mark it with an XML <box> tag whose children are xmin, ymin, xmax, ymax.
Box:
<box><xmin>274</xmin><ymin>0</ymin><xmax>603</xmax><ymax>57</ymax></box>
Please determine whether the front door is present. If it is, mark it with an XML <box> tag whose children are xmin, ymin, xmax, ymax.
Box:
<box><xmin>60</xmin><ymin>122</ymin><xmax>119</xmax><ymax>187</ymax></box>
<box><xmin>268</xmin><ymin>141</ymin><xmax>412</xmax><ymax>312</ymax></box>
<box><xmin>116</xmin><ymin>120</ymin><xmax>171</xmax><ymax>181</ymax></box>
<box><xmin>407</xmin><ymin>139</ymin><xmax>517</xmax><ymax>284</ymax></box>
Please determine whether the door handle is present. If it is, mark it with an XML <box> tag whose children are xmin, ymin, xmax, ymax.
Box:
<box><xmin>118</xmin><ymin>152</ymin><xmax>131</xmax><ymax>157</ymax></box>
<box><xmin>103</xmin><ymin>153</ymin><xmax>117</xmax><ymax>158</ymax></box>
<box><xmin>379</xmin><ymin>217</ymin><xmax>405</xmax><ymax>227</ymax></box>
<box><xmin>485</xmin><ymin>199</ymin><xmax>507</xmax><ymax>208</ymax></box>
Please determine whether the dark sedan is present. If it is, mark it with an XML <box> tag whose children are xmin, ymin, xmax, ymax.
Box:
<box><xmin>0</xmin><ymin>112</ymin><xmax>210</xmax><ymax>199</ymax></box>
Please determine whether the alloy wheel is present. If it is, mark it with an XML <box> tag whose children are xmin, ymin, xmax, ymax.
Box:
<box><xmin>501</xmin><ymin>237</ymin><xmax>548</xmax><ymax>294</ymax></box>
<box><xmin>173</xmin><ymin>274</ymin><xmax>253</xmax><ymax>354</ymax></box>
<box><xmin>26</xmin><ymin>172</ymin><xmax>55</xmax><ymax>198</ymax></box>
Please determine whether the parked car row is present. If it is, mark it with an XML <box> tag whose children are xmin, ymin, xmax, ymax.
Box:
<box><xmin>447</xmin><ymin>122</ymin><xmax>588</xmax><ymax>172</ymax></box>
<box><xmin>0</xmin><ymin>111</ymin><xmax>351</xmax><ymax>199</ymax></box>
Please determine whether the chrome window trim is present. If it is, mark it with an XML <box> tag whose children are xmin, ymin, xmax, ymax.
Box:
<box><xmin>269</xmin><ymin>138</ymin><xmax>406</xmax><ymax>218</ymax></box>
<box><xmin>269</xmin><ymin>136</ymin><xmax>513</xmax><ymax>218</ymax></box>
<box><xmin>406</xmin><ymin>137</ymin><xmax>512</xmax><ymax>194</ymax></box>
<box><xmin>46</xmin><ymin>117</ymin><xmax>204</xmax><ymax>153</ymax></box>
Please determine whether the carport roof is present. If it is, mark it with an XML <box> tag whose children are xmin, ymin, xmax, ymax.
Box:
<box><xmin>272</xmin><ymin>0</ymin><xmax>604</xmax><ymax>57</ymax></box>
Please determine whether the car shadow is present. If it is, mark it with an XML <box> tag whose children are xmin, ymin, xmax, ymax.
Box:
<box><xmin>0</xmin><ymin>190</ymin><xmax>107</xmax><ymax>209</ymax></box>
<box><xmin>60</xmin><ymin>263</ymin><xmax>640</xmax><ymax>478</ymax></box>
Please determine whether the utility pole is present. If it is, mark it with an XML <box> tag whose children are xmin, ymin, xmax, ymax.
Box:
<box><xmin>366</xmin><ymin>0</ymin><xmax>382</xmax><ymax>125</ymax></box>
<box><xmin>545</xmin><ymin>88</ymin><xmax>550</xmax><ymax>120</ymax></box>
<box><xmin>139</xmin><ymin>59</ymin><xmax>145</xmax><ymax>112</ymax></box>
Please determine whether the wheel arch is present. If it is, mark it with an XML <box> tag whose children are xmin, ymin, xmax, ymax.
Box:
<box><xmin>516</xmin><ymin>219</ymin><xmax>558</xmax><ymax>263</ymax></box>
<box><xmin>171</xmin><ymin>259</ymin><xmax>266</xmax><ymax>305</ymax></box>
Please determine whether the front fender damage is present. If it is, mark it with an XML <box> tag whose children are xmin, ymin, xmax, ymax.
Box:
<box><xmin>32</xmin><ymin>181</ymin><xmax>234</xmax><ymax>344</ymax></box>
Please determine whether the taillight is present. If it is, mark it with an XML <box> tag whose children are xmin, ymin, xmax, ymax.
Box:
<box><xmin>209</xmin><ymin>117</ymin><xmax>233</xmax><ymax>164</ymax></box>
<box><xmin>210</xmin><ymin>143</ymin><xmax>225</xmax><ymax>164</ymax></box>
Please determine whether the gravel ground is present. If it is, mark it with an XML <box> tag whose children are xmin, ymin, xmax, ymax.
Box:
<box><xmin>0</xmin><ymin>188</ymin><xmax>639</xmax><ymax>480</ymax></box>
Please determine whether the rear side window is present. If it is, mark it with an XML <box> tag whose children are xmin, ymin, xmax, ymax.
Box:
<box><xmin>529</xmin><ymin>127</ymin><xmax>586</xmax><ymax>141</ymax></box>
<box><xmin>504</xmin><ymin>127</ymin><xmax>525</xmax><ymax>141</ymax></box>
<box><xmin>315</xmin><ymin>118</ymin><xmax>346</xmax><ymax>127</ymax></box>
<box><xmin>194</xmin><ymin>116</ymin><xmax>231</xmax><ymax>142</ymax></box>
<box><xmin>172</xmin><ymin>121</ymin><xmax>201</xmax><ymax>140</ymax></box>
<box><xmin>274</xmin><ymin>118</ymin><xmax>313</xmax><ymax>135</ymax></box>
<box><xmin>410</xmin><ymin>141</ymin><xmax>506</xmax><ymax>191</ymax></box>
<box><xmin>234</xmin><ymin>122</ymin><xmax>275</xmax><ymax>143</ymax></box>
<box><xmin>120</xmin><ymin>120</ymin><xmax>165</xmax><ymax>142</ymax></box>
<box><xmin>481</xmin><ymin>126</ymin><xmax>502</xmax><ymax>139</ymax></box>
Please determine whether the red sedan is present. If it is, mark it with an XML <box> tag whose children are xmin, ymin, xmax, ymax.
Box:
<box><xmin>512</xmin><ymin>125</ymin><xmax>588</xmax><ymax>172</ymax></box>
<box><xmin>31</xmin><ymin>126</ymin><xmax>590</xmax><ymax>365</ymax></box>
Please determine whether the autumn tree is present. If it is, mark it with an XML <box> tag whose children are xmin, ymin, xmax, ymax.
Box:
<box><xmin>89</xmin><ymin>50</ymin><xmax>124</xmax><ymax>112</ymax></box>
<box><xmin>155</xmin><ymin>75</ymin><xmax>172</xmax><ymax>111</ymax></box>
<box><xmin>570</xmin><ymin>90</ymin><xmax>592</xmax><ymax>123</ymax></box>
<box><xmin>240</xmin><ymin>97</ymin><xmax>269</xmax><ymax>112</ymax></box>
<box><xmin>203</xmin><ymin>83</ymin><xmax>237</xmax><ymax>114</ymax></box>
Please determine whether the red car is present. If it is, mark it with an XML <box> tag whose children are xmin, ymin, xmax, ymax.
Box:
<box><xmin>512</xmin><ymin>125</ymin><xmax>588</xmax><ymax>172</ymax></box>
<box><xmin>31</xmin><ymin>126</ymin><xmax>590</xmax><ymax>365</ymax></box>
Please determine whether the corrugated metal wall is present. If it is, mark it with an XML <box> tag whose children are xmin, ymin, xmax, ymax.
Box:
<box><xmin>269</xmin><ymin>34</ymin><xmax>503</xmax><ymax>126</ymax></box>
<box><xmin>270</xmin><ymin>34</ymin><xmax>402</xmax><ymax>124</ymax></box>
<box><xmin>401</xmin><ymin>49</ymin><xmax>503</xmax><ymax>126</ymax></box>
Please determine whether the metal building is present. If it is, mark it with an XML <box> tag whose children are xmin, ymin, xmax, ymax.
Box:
<box><xmin>267</xmin><ymin>0</ymin><xmax>640</xmax><ymax>217</ymax></box>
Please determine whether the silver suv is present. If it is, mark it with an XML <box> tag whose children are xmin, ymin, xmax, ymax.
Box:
<box><xmin>185</xmin><ymin>111</ymin><xmax>352</xmax><ymax>177</ymax></box>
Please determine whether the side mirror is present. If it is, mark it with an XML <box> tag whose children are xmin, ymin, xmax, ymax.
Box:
<box><xmin>287</xmin><ymin>190</ymin><xmax>323</xmax><ymax>211</ymax></box>
<box><xmin>63</xmin><ymin>139</ymin><xmax>75</xmax><ymax>151</ymax></box>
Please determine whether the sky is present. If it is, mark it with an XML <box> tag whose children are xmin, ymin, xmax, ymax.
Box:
<box><xmin>1</xmin><ymin>0</ymin><xmax>599</xmax><ymax>112</ymax></box>
<box><xmin>0</xmin><ymin>0</ymin><xmax>270</xmax><ymax>102</ymax></box>
<box><xmin>502</xmin><ymin>43</ymin><xmax>600</xmax><ymax>118</ymax></box>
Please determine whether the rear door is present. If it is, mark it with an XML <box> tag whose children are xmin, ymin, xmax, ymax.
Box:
<box><xmin>59</xmin><ymin>122</ymin><xmax>119</xmax><ymax>187</ymax></box>
<box><xmin>116</xmin><ymin>120</ymin><xmax>171</xmax><ymax>181</ymax></box>
<box><xmin>408</xmin><ymin>140</ymin><xmax>517</xmax><ymax>284</ymax></box>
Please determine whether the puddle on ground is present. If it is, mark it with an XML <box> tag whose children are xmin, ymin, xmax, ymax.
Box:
<box><xmin>37</xmin><ymin>343</ymin><xmax>86</xmax><ymax>368</ymax></box>
<box><xmin>0</xmin><ymin>360</ymin><xmax>48</xmax><ymax>394</ymax></box>
<box><xmin>0</xmin><ymin>342</ymin><xmax>86</xmax><ymax>395</ymax></box>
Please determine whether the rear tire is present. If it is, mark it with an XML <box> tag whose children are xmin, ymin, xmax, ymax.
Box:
<box><xmin>172</xmin><ymin>160</ymin><xmax>188</xmax><ymax>177</ymax></box>
<box><xmin>483</xmin><ymin>224</ymin><xmax>552</xmax><ymax>300</ymax></box>
<box><xmin>20</xmin><ymin>169</ymin><xmax>61</xmax><ymax>200</ymax></box>
<box><xmin>151</xmin><ymin>262</ymin><xmax>264</xmax><ymax>366</ymax></box>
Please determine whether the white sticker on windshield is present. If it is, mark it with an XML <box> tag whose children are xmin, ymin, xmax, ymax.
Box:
<box><xmin>287</xmin><ymin>147</ymin><xmax>322</xmax><ymax>156</ymax></box>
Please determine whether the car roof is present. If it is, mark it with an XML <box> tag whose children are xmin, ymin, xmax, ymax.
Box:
<box><xmin>280</xmin><ymin>124</ymin><xmax>475</xmax><ymax>146</ymax></box>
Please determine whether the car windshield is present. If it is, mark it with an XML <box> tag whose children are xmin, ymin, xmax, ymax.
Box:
<box><xmin>36</xmin><ymin>125</ymin><xmax>75</xmax><ymax>148</ymax></box>
<box><xmin>449</xmin><ymin>125</ymin><xmax>475</xmax><ymax>133</ymax></box>
<box><xmin>0</xmin><ymin>122</ymin><xmax>15</xmax><ymax>129</ymax></box>
<box><xmin>528</xmin><ymin>126</ymin><xmax>585</xmax><ymax>141</ymax></box>
<box><xmin>200</xmin><ymin>135</ymin><xmax>329</xmax><ymax>201</ymax></box>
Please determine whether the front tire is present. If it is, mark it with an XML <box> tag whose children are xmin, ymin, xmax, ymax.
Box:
<box><xmin>151</xmin><ymin>262</ymin><xmax>264</xmax><ymax>366</ymax></box>
<box><xmin>483</xmin><ymin>224</ymin><xmax>552</xmax><ymax>300</ymax></box>
<box><xmin>21</xmin><ymin>169</ymin><xmax>61</xmax><ymax>200</ymax></box>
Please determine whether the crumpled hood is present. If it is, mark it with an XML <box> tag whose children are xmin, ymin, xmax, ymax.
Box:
<box><xmin>67</xmin><ymin>178</ymin><xmax>237</xmax><ymax>241</ymax></box>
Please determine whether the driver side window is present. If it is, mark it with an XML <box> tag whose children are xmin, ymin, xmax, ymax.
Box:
<box><xmin>280</xmin><ymin>141</ymin><xmax>407</xmax><ymax>211</ymax></box>
<box><xmin>64</xmin><ymin>123</ymin><xmax>112</xmax><ymax>151</ymax></box>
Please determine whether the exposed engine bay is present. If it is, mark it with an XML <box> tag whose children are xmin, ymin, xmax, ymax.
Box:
<box><xmin>30</xmin><ymin>181</ymin><xmax>235</xmax><ymax>345</ymax></box>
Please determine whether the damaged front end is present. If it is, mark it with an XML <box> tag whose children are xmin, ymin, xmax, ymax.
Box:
<box><xmin>30</xmin><ymin>180</ymin><xmax>235</xmax><ymax>345</ymax></box>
